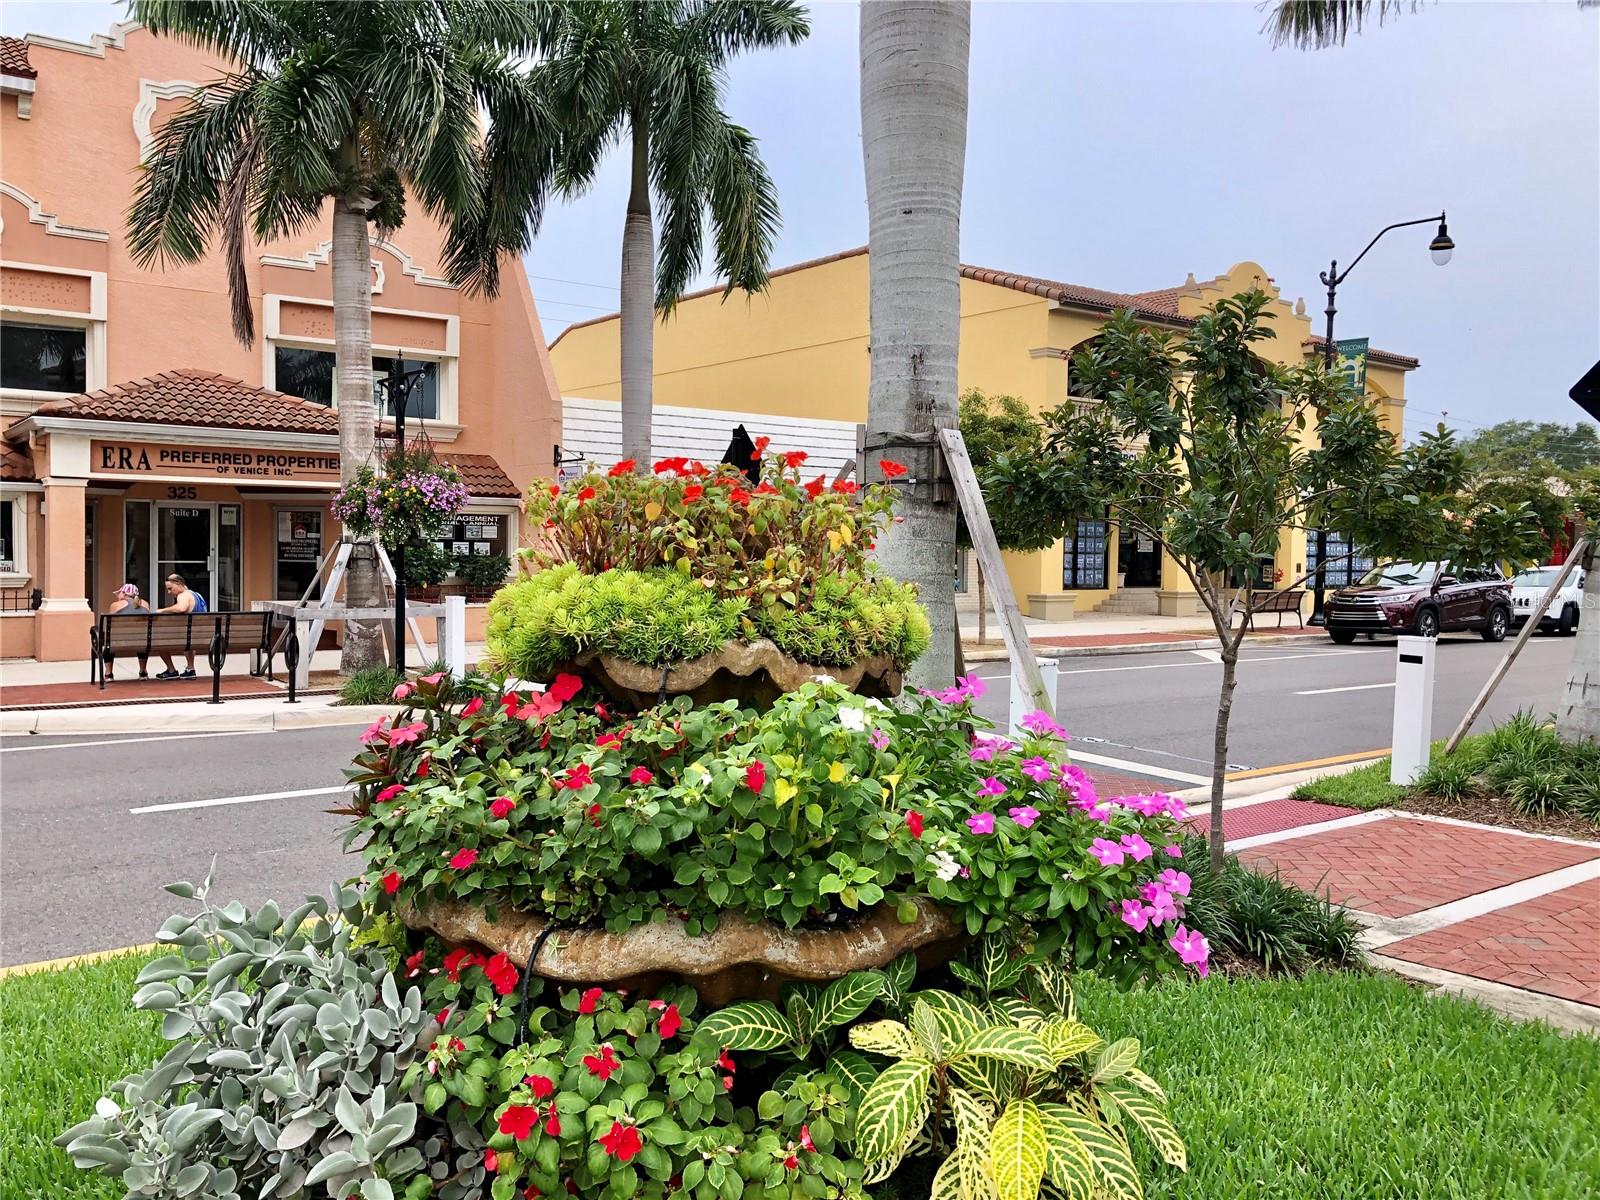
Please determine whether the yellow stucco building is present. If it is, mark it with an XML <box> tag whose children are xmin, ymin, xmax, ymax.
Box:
<box><xmin>549</xmin><ymin>248</ymin><xmax>1416</xmax><ymax>620</ymax></box>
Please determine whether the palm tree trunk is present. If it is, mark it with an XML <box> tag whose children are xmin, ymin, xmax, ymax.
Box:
<box><xmin>619</xmin><ymin>111</ymin><xmax>654</xmax><ymax>468</ymax></box>
<box><xmin>333</xmin><ymin>195</ymin><xmax>384</xmax><ymax>674</ymax></box>
<box><xmin>1557</xmin><ymin>539</ymin><xmax>1600</xmax><ymax>742</ymax></box>
<box><xmin>860</xmin><ymin>0</ymin><xmax>970</xmax><ymax>690</ymax></box>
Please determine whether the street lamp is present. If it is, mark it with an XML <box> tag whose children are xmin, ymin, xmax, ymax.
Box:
<box><xmin>378</xmin><ymin>355</ymin><xmax>432</xmax><ymax>676</ymax></box>
<box><xmin>1309</xmin><ymin>211</ymin><xmax>1454</xmax><ymax>625</ymax></box>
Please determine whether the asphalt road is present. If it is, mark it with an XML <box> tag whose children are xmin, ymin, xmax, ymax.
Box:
<box><xmin>0</xmin><ymin>629</ymin><xmax>1580</xmax><ymax>966</ymax></box>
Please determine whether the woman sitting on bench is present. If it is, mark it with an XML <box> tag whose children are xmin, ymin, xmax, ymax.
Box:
<box><xmin>154</xmin><ymin>573</ymin><xmax>207</xmax><ymax>680</ymax></box>
<box><xmin>102</xmin><ymin>583</ymin><xmax>150</xmax><ymax>681</ymax></box>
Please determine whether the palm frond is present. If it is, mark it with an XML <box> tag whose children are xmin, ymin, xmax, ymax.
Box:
<box><xmin>702</xmin><ymin>118</ymin><xmax>780</xmax><ymax>299</ymax></box>
<box><xmin>220</xmin><ymin>131</ymin><xmax>263</xmax><ymax>344</ymax></box>
<box><xmin>678</xmin><ymin>0</ymin><xmax>810</xmax><ymax>62</ymax></box>
<box><xmin>133</xmin><ymin>0</ymin><xmax>302</xmax><ymax>70</ymax></box>
<box><xmin>1266</xmin><ymin>1</ymin><xmax>1420</xmax><ymax>50</ymax></box>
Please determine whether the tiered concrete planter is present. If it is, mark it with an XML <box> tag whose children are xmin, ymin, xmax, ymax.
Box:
<box><xmin>401</xmin><ymin>896</ymin><xmax>960</xmax><ymax>1005</ymax></box>
<box><xmin>546</xmin><ymin>638</ymin><xmax>903</xmax><ymax>710</ymax></box>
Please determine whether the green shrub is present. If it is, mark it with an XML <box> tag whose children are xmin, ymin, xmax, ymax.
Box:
<box><xmin>484</xmin><ymin>564</ymin><xmax>928</xmax><ymax>675</ymax></box>
<box><xmin>1507</xmin><ymin>769</ymin><xmax>1567</xmax><ymax>817</ymax></box>
<box><xmin>1416</xmin><ymin>755</ymin><xmax>1476</xmax><ymax>801</ymax></box>
<box><xmin>453</xmin><ymin>551</ymin><xmax>510</xmax><ymax>590</ymax></box>
<box><xmin>402</xmin><ymin>539</ymin><xmax>452</xmax><ymax>587</ymax></box>
<box><xmin>1290</xmin><ymin>889</ymin><xmax>1366</xmax><ymax>968</ymax></box>
<box><xmin>341</xmin><ymin>665</ymin><xmax>403</xmax><ymax>705</ymax></box>
<box><xmin>1218</xmin><ymin>869</ymin><xmax>1308</xmax><ymax>975</ymax></box>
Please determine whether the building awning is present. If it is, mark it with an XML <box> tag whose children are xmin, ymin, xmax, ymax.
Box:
<box><xmin>21</xmin><ymin>368</ymin><xmax>340</xmax><ymax>435</ymax></box>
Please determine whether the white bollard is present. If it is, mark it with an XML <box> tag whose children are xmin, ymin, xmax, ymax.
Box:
<box><xmin>1390</xmin><ymin>635</ymin><xmax>1436</xmax><ymax>785</ymax></box>
<box><xmin>443</xmin><ymin>595</ymin><xmax>468</xmax><ymax>679</ymax></box>
<box><xmin>1010</xmin><ymin>657</ymin><xmax>1060</xmax><ymax>736</ymax></box>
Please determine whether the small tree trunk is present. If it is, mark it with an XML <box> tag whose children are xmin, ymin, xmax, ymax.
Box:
<box><xmin>860</xmin><ymin>0</ymin><xmax>971</xmax><ymax>690</ymax></box>
<box><xmin>976</xmin><ymin>560</ymin><xmax>987</xmax><ymax>645</ymax></box>
<box><xmin>1557</xmin><ymin>538</ymin><xmax>1600</xmax><ymax>743</ymax></box>
<box><xmin>333</xmin><ymin>195</ymin><xmax>384</xmax><ymax>674</ymax></box>
<box><xmin>1207</xmin><ymin>640</ymin><xmax>1240</xmax><ymax>873</ymax></box>
<box><xmin>619</xmin><ymin>111</ymin><xmax>654</xmax><ymax>468</ymax></box>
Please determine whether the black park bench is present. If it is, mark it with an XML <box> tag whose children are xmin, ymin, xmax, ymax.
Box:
<box><xmin>90</xmin><ymin>611</ymin><xmax>279</xmax><ymax>704</ymax></box>
<box><xmin>1242</xmin><ymin>588</ymin><xmax>1307</xmax><ymax>630</ymax></box>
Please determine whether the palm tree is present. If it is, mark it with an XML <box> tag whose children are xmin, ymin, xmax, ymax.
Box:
<box><xmin>540</xmin><ymin>1</ymin><xmax>808</xmax><ymax>466</ymax></box>
<box><xmin>1266</xmin><ymin>1</ymin><xmax>1422</xmax><ymax>49</ymax></box>
<box><xmin>128</xmin><ymin>0</ymin><xmax>558</xmax><ymax>673</ymax></box>
<box><xmin>859</xmin><ymin>0</ymin><xmax>971</xmax><ymax>688</ymax></box>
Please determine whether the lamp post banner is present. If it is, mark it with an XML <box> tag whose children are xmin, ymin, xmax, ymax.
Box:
<box><xmin>1334</xmin><ymin>338</ymin><xmax>1370</xmax><ymax>395</ymax></box>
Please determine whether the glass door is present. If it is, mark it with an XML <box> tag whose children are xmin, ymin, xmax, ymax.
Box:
<box><xmin>156</xmin><ymin>504</ymin><xmax>214</xmax><ymax>607</ymax></box>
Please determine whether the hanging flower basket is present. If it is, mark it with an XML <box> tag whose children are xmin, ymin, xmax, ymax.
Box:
<box><xmin>331</xmin><ymin>441</ymin><xmax>469</xmax><ymax>548</ymax></box>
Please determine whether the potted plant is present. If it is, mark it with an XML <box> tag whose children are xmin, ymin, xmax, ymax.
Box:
<box><xmin>484</xmin><ymin>450</ymin><xmax>931</xmax><ymax>707</ymax></box>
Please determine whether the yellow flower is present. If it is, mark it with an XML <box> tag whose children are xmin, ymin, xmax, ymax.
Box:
<box><xmin>828</xmin><ymin>761</ymin><xmax>848</xmax><ymax>784</ymax></box>
<box><xmin>882</xmin><ymin>773</ymin><xmax>901</xmax><ymax>795</ymax></box>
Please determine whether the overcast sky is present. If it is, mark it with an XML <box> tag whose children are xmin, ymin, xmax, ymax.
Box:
<box><xmin>7</xmin><ymin>1</ymin><xmax>1597</xmax><ymax>442</ymax></box>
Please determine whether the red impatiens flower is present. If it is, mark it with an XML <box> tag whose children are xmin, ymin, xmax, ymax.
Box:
<box><xmin>905</xmin><ymin>811</ymin><xmax>924</xmax><ymax>839</ymax></box>
<box><xmin>543</xmin><ymin>1105</ymin><xmax>561</xmax><ymax>1137</ymax></box>
<box><xmin>381</xmin><ymin>871</ymin><xmax>402</xmax><ymax>895</ymax></box>
<box><xmin>598</xmin><ymin>1120</ymin><xmax>643</xmax><ymax>1163</ymax></box>
<box><xmin>416</xmin><ymin>756</ymin><xmax>431</xmax><ymax>779</ymax></box>
<box><xmin>388</xmin><ymin>721</ymin><xmax>428</xmax><ymax>746</ymax></box>
<box><xmin>548</xmin><ymin>484</ymin><xmax>561</xmax><ymax>498</ymax></box>
<box><xmin>483</xmin><ymin>952</ymin><xmax>520</xmax><ymax>996</ymax></box>
<box><xmin>878</xmin><ymin>459</ymin><xmax>908</xmax><ymax>479</ymax></box>
<box><xmin>655</xmin><ymin>456</ymin><xmax>689</xmax><ymax>475</ymax></box>
<box><xmin>687</xmin><ymin>460</ymin><xmax>710</xmax><ymax>477</ymax></box>
<box><xmin>485</xmin><ymin>1150</ymin><xmax>500</xmax><ymax>1173</ymax></box>
<box><xmin>609</xmin><ymin>459</ymin><xmax>636</xmax><ymax>477</ymax></box>
<box><xmin>448</xmin><ymin>847</ymin><xmax>478</xmax><ymax>871</ymax></box>
<box><xmin>405</xmin><ymin>949</ymin><xmax>426</xmax><ymax>978</ymax></box>
<box><xmin>374</xmin><ymin>783</ymin><xmax>405</xmax><ymax>805</ymax></box>
<box><xmin>549</xmin><ymin>674</ymin><xmax>584</xmax><ymax>703</ymax></box>
<box><xmin>587</xmin><ymin>803</ymin><xmax>603</xmax><ymax>827</ymax></box>
<box><xmin>490</xmin><ymin>796</ymin><xmax>516</xmax><ymax>819</ymax></box>
<box><xmin>784</xmin><ymin>450</ymin><xmax>808</xmax><ymax>469</ymax></box>
<box><xmin>649</xmin><ymin>1000</ymin><xmax>682</xmax><ymax>1039</ymax></box>
<box><xmin>443</xmin><ymin>947</ymin><xmax>479</xmax><ymax>981</ymax></box>
<box><xmin>501</xmin><ymin>691</ymin><xmax>524</xmax><ymax>717</ymax></box>
<box><xmin>717</xmin><ymin>1049</ymin><xmax>736</xmax><ymax>1073</ymax></box>
<box><xmin>499</xmin><ymin>1105</ymin><xmax>539</xmax><ymax>1140</ymax></box>
<box><xmin>629</xmin><ymin>766</ymin><xmax>655</xmax><ymax>786</ymax></box>
<box><xmin>800</xmin><ymin>1125</ymin><xmax>815</xmax><ymax>1153</ymax></box>
<box><xmin>595</xmin><ymin>732</ymin><xmax>622</xmax><ymax>751</ymax></box>
<box><xmin>525</xmin><ymin>1073</ymin><xmax>555</xmax><ymax>1100</ymax></box>
<box><xmin>784</xmin><ymin>1154</ymin><xmax>800</xmax><ymax>1171</ymax></box>
<box><xmin>562</xmin><ymin>763</ymin><xmax>593</xmax><ymax>790</ymax></box>
<box><xmin>682</xmin><ymin>484</ymin><xmax>704</xmax><ymax>502</ymax></box>
<box><xmin>831</xmin><ymin>479</ymin><xmax>858</xmax><ymax>495</ymax></box>
<box><xmin>745</xmin><ymin>760</ymin><xmax>767</xmax><ymax>793</ymax></box>
<box><xmin>462</xmin><ymin>696</ymin><xmax>484</xmax><ymax>717</ymax></box>
<box><xmin>577</xmin><ymin>486</ymin><xmax>596</xmax><ymax>502</ymax></box>
<box><xmin>578</xmin><ymin>987</ymin><xmax>604</xmax><ymax>1014</ymax></box>
<box><xmin>804</xmin><ymin>475</ymin><xmax>826</xmax><ymax>500</ymax></box>
<box><xmin>729</xmin><ymin>487</ymin><xmax>751</xmax><ymax>506</ymax></box>
<box><xmin>755</xmin><ymin>481</ymin><xmax>778</xmax><ymax>495</ymax></box>
<box><xmin>437</xmin><ymin>1007</ymin><xmax>451</xmax><ymax>1025</ymax></box>
<box><xmin>583</xmin><ymin>1043</ymin><xmax>621</xmax><ymax>1081</ymax></box>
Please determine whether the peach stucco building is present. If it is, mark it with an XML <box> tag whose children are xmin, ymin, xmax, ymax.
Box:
<box><xmin>0</xmin><ymin>22</ymin><xmax>563</xmax><ymax>661</ymax></box>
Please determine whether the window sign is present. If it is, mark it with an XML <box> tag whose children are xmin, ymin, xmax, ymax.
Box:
<box><xmin>432</xmin><ymin>513</ymin><xmax>507</xmax><ymax>559</ymax></box>
<box><xmin>1063</xmin><ymin>519</ymin><xmax>1109</xmax><ymax>589</ymax></box>
<box><xmin>276</xmin><ymin>508</ymin><xmax>324</xmax><ymax>600</ymax></box>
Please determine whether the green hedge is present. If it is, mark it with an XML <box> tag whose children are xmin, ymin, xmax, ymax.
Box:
<box><xmin>485</xmin><ymin>564</ymin><xmax>930</xmax><ymax>676</ymax></box>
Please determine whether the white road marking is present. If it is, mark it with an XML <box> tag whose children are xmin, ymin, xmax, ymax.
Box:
<box><xmin>1294</xmin><ymin>682</ymin><xmax>1395</xmax><ymax>696</ymax></box>
<box><xmin>131</xmin><ymin>785</ymin><xmax>351</xmax><ymax>815</ymax></box>
<box><xmin>1057</xmin><ymin>648</ymin><xmax>1368</xmax><ymax>676</ymax></box>
<box><xmin>1</xmin><ymin>730</ymin><xmax>270</xmax><ymax>754</ymax></box>
<box><xmin>1189</xmin><ymin>648</ymin><xmax>1222</xmax><ymax>663</ymax></box>
<box><xmin>1068</xmin><ymin>748</ymin><xmax>1211</xmax><ymax>786</ymax></box>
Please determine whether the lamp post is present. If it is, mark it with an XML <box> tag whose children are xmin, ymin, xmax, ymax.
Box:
<box><xmin>378</xmin><ymin>356</ymin><xmax>431</xmax><ymax>676</ymax></box>
<box><xmin>1309</xmin><ymin>212</ymin><xmax>1455</xmax><ymax>624</ymax></box>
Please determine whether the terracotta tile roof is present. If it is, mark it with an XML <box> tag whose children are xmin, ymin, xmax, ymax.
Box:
<box><xmin>30</xmin><ymin>369</ymin><xmax>340</xmax><ymax>435</ymax></box>
<box><xmin>1303</xmin><ymin>335</ymin><xmax>1419</xmax><ymax>370</ymax></box>
<box><xmin>1</xmin><ymin>442</ymin><xmax>36</xmax><ymax>482</ymax></box>
<box><xmin>440</xmin><ymin>453</ymin><xmax>519</xmax><ymax>498</ymax></box>
<box><xmin>0</xmin><ymin>37</ymin><xmax>36</xmax><ymax>79</ymax></box>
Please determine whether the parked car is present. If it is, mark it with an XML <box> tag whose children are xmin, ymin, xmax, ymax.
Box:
<box><xmin>1509</xmin><ymin>565</ymin><xmax>1586</xmax><ymax>636</ymax></box>
<box><xmin>1324</xmin><ymin>560</ymin><xmax>1511</xmax><ymax>644</ymax></box>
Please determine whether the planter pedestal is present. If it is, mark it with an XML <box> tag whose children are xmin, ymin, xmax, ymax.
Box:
<box><xmin>401</xmin><ymin>897</ymin><xmax>961</xmax><ymax>1005</ymax></box>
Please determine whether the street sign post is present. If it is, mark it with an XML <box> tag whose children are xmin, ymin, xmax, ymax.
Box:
<box><xmin>1390</xmin><ymin>635</ymin><xmax>1437</xmax><ymax>785</ymax></box>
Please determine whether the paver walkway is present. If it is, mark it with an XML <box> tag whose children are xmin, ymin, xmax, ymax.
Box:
<box><xmin>1228</xmin><ymin>801</ymin><xmax>1600</xmax><ymax>1014</ymax></box>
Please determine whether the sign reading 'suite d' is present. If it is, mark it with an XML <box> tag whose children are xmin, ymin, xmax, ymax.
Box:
<box><xmin>92</xmin><ymin>441</ymin><xmax>340</xmax><ymax>483</ymax></box>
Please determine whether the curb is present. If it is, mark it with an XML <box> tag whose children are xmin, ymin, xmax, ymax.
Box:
<box><xmin>963</xmin><ymin>632</ymin><xmax>1323</xmax><ymax>663</ymax></box>
<box><xmin>0</xmin><ymin>702</ymin><xmax>394</xmax><ymax>737</ymax></box>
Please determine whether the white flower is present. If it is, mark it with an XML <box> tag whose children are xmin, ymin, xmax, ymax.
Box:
<box><xmin>837</xmin><ymin>706</ymin><xmax>867</xmax><ymax>733</ymax></box>
<box><xmin>95</xmin><ymin>1097</ymin><xmax>121</xmax><ymax>1120</ymax></box>
<box><xmin>930</xmin><ymin>850</ymin><xmax>963</xmax><ymax>882</ymax></box>
<box><xmin>812</xmin><ymin>674</ymin><xmax>837</xmax><ymax>685</ymax></box>
<box><xmin>863</xmin><ymin>698</ymin><xmax>889</xmax><ymax>711</ymax></box>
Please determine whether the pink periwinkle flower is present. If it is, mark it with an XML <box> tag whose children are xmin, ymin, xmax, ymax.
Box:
<box><xmin>1019</xmin><ymin>710</ymin><xmax>1070</xmax><ymax>740</ymax></box>
<box><xmin>869</xmin><ymin>729</ymin><xmax>890</xmax><ymax>752</ymax></box>
<box><xmin>1119</xmin><ymin>834</ymin><xmax>1152</xmax><ymax>862</ymax></box>
<box><xmin>1158</xmin><ymin>869</ymin><xmax>1192</xmax><ymax>897</ymax></box>
<box><xmin>1163</xmin><ymin>843</ymin><xmax>1183</xmax><ymax>858</ymax></box>
<box><xmin>1119</xmin><ymin>899</ymin><xmax>1150</xmax><ymax>932</ymax></box>
<box><xmin>1019</xmin><ymin>757</ymin><xmax>1054</xmax><ymax>783</ymax></box>
<box><xmin>1169</xmin><ymin>924</ymin><xmax>1211</xmax><ymax>977</ymax></box>
<box><xmin>1059</xmin><ymin>764</ymin><xmax>1097</xmax><ymax>807</ymax></box>
<box><xmin>1144</xmin><ymin>887</ymin><xmax>1180</xmax><ymax>925</ymax></box>
<box><xmin>966</xmin><ymin>812</ymin><xmax>996</xmax><ymax>836</ymax></box>
<box><xmin>1089</xmin><ymin>838</ymin><xmax>1125</xmax><ymax>867</ymax></box>
<box><xmin>1008</xmin><ymin>805</ymin><xmax>1040</xmax><ymax>829</ymax></box>
<box><xmin>977</xmin><ymin>777</ymin><xmax>1007</xmax><ymax>799</ymax></box>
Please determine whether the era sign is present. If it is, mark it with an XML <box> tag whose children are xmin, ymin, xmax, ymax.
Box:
<box><xmin>91</xmin><ymin>441</ymin><xmax>341</xmax><ymax>484</ymax></box>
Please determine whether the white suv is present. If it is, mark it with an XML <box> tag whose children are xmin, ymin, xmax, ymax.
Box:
<box><xmin>1509</xmin><ymin>565</ymin><xmax>1586</xmax><ymax>636</ymax></box>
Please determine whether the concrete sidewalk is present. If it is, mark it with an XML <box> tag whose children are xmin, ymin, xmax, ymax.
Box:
<box><xmin>959</xmin><ymin>609</ymin><xmax>1323</xmax><ymax>661</ymax></box>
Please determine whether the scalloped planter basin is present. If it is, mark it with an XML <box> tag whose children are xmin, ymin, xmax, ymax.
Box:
<box><xmin>401</xmin><ymin>897</ymin><xmax>960</xmax><ymax>1005</ymax></box>
<box><xmin>548</xmin><ymin>639</ymin><xmax>903</xmax><ymax>709</ymax></box>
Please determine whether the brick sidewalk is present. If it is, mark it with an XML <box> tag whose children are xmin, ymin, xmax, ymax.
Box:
<box><xmin>1232</xmin><ymin>805</ymin><xmax>1600</xmax><ymax>1011</ymax></box>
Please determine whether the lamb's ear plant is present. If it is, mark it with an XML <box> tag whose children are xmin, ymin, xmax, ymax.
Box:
<box><xmin>56</xmin><ymin>867</ymin><xmax>450</xmax><ymax>1200</ymax></box>
<box><xmin>846</xmin><ymin>959</ymin><xmax>1185</xmax><ymax>1200</ymax></box>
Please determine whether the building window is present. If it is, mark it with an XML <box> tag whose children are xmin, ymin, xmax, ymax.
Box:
<box><xmin>1063</xmin><ymin>518</ymin><xmax>1109</xmax><ymax>589</ymax></box>
<box><xmin>1</xmin><ymin>322</ymin><xmax>87</xmax><ymax>393</ymax></box>
<box><xmin>1308</xmin><ymin>529</ymin><xmax>1373</xmax><ymax>590</ymax></box>
<box><xmin>0</xmin><ymin>498</ymin><xmax>18</xmax><ymax>572</ymax></box>
<box><xmin>272</xmin><ymin>347</ymin><xmax>439</xmax><ymax>419</ymax></box>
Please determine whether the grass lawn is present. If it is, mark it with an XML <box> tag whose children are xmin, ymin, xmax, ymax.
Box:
<box><xmin>1291</xmin><ymin>756</ymin><xmax>1405</xmax><ymax>809</ymax></box>
<box><xmin>6</xmin><ymin>953</ymin><xmax>1599</xmax><ymax>1199</ymax></box>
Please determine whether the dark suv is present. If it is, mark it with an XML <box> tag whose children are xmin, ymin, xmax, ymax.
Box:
<box><xmin>1325</xmin><ymin>561</ymin><xmax>1511</xmax><ymax>644</ymax></box>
